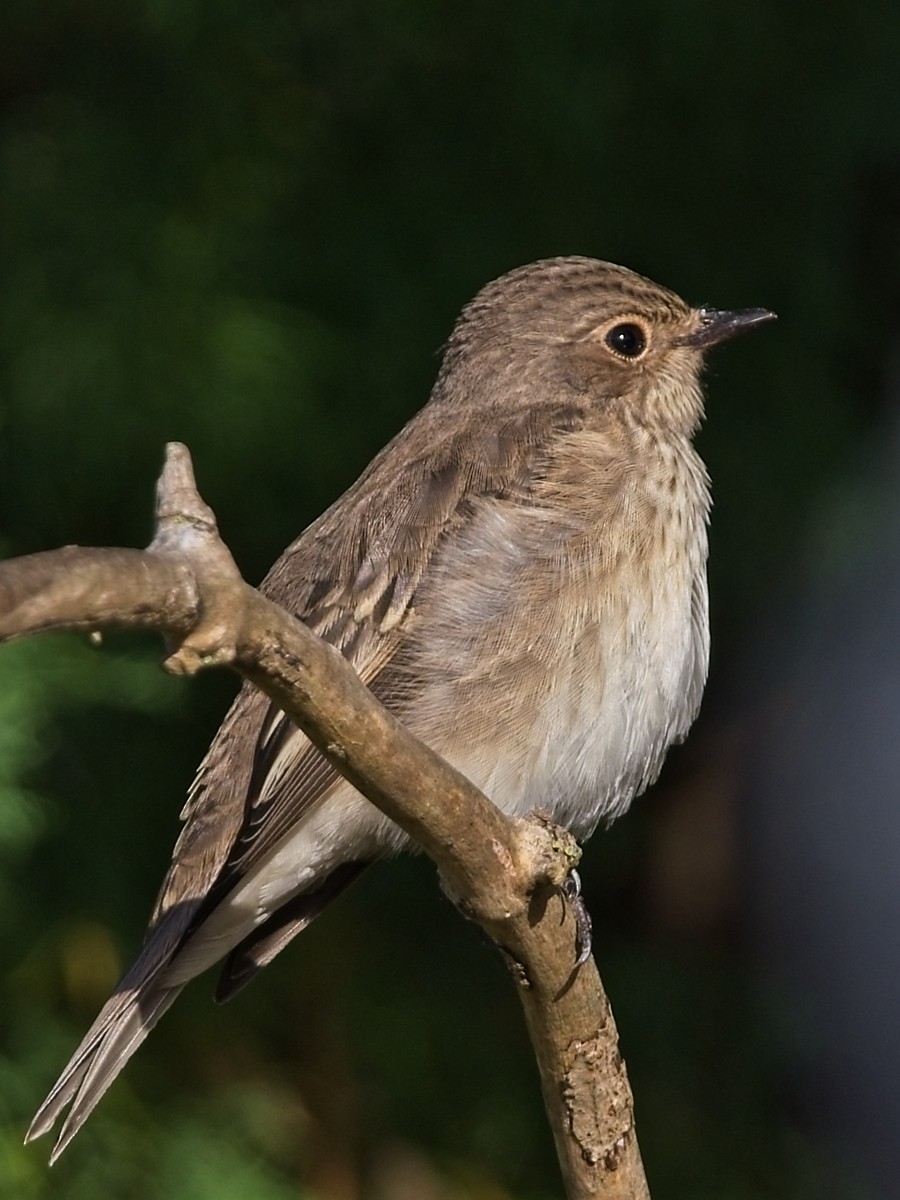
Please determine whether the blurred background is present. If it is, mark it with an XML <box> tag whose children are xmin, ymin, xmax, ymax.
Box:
<box><xmin>2</xmin><ymin>2</ymin><xmax>899</xmax><ymax>1197</ymax></box>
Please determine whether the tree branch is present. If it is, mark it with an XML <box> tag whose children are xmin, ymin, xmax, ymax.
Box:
<box><xmin>0</xmin><ymin>443</ymin><xmax>650</xmax><ymax>1199</ymax></box>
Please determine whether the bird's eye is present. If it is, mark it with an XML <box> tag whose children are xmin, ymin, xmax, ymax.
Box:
<box><xmin>604</xmin><ymin>322</ymin><xmax>646</xmax><ymax>359</ymax></box>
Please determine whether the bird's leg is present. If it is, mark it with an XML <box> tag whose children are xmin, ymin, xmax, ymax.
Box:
<box><xmin>562</xmin><ymin>868</ymin><xmax>593</xmax><ymax>967</ymax></box>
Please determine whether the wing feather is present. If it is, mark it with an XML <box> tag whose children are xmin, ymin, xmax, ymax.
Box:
<box><xmin>150</xmin><ymin>400</ymin><xmax>586</xmax><ymax>933</ymax></box>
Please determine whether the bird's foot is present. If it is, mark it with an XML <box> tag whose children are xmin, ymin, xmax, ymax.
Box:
<box><xmin>562</xmin><ymin>869</ymin><xmax>593</xmax><ymax>967</ymax></box>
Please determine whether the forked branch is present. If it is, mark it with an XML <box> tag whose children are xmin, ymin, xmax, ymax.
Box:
<box><xmin>0</xmin><ymin>443</ymin><xmax>649</xmax><ymax>1200</ymax></box>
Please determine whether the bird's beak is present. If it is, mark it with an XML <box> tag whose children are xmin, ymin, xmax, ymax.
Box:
<box><xmin>675</xmin><ymin>307</ymin><xmax>777</xmax><ymax>349</ymax></box>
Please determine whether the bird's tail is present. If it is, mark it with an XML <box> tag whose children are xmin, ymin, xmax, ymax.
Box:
<box><xmin>26</xmin><ymin>978</ymin><xmax>183</xmax><ymax>1164</ymax></box>
<box><xmin>25</xmin><ymin>904</ymin><xmax>199</xmax><ymax>1163</ymax></box>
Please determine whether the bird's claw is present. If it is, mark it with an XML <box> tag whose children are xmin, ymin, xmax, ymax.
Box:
<box><xmin>562</xmin><ymin>869</ymin><xmax>593</xmax><ymax>967</ymax></box>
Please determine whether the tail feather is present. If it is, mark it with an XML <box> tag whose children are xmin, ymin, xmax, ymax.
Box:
<box><xmin>27</xmin><ymin>982</ymin><xmax>183</xmax><ymax>1163</ymax></box>
<box><xmin>26</xmin><ymin>904</ymin><xmax>200</xmax><ymax>1161</ymax></box>
<box><xmin>27</xmin><ymin>867</ymin><xmax>362</xmax><ymax>1158</ymax></box>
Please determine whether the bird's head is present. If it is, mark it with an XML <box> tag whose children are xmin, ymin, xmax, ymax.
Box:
<box><xmin>438</xmin><ymin>257</ymin><xmax>775</xmax><ymax>436</ymax></box>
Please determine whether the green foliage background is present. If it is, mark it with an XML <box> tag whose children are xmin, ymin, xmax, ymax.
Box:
<box><xmin>1</xmin><ymin>2</ymin><xmax>898</xmax><ymax>1196</ymax></box>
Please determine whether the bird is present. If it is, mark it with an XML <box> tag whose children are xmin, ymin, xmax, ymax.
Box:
<box><xmin>26</xmin><ymin>256</ymin><xmax>774</xmax><ymax>1161</ymax></box>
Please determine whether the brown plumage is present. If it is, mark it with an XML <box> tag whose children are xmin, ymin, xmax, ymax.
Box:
<box><xmin>27</xmin><ymin>257</ymin><xmax>774</xmax><ymax>1161</ymax></box>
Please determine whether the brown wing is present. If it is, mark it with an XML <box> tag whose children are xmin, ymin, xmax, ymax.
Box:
<box><xmin>149</xmin><ymin>399</ymin><xmax>588</xmax><ymax>931</ymax></box>
<box><xmin>28</xmin><ymin>400</ymin><xmax>591</xmax><ymax>1161</ymax></box>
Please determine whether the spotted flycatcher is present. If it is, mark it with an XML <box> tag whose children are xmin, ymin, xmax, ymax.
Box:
<box><xmin>28</xmin><ymin>256</ymin><xmax>774</xmax><ymax>1159</ymax></box>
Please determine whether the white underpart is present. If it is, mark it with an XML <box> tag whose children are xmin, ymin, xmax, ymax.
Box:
<box><xmin>167</xmin><ymin>429</ymin><xmax>709</xmax><ymax>988</ymax></box>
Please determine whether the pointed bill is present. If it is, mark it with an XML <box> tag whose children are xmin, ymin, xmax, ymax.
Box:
<box><xmin>676</xmin><ymin>307</ymin><xmax>776</xmax><ymax>349</ymax></box>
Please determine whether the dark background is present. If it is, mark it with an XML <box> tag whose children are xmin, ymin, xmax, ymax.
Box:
<box><xmin>2</xmin><ymin>3</ymin><xmax>900</xmax><ymax>1197</ymax></box>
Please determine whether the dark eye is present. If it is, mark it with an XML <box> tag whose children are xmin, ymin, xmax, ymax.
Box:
<box><xmin>605</xmin><ymin>322</ymin><xmax>646</xmax><ymax>359</ymax></box>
